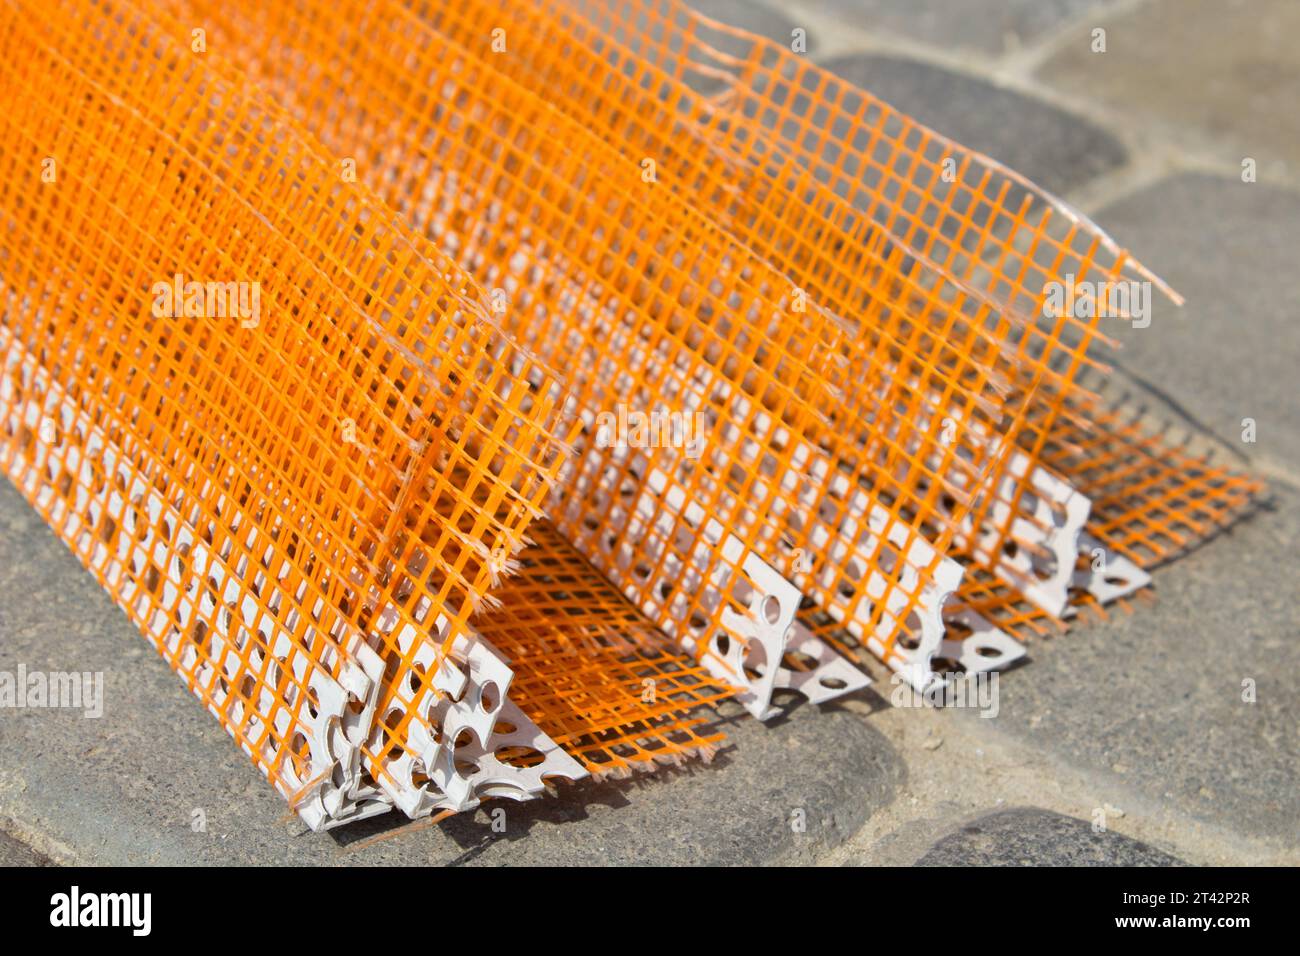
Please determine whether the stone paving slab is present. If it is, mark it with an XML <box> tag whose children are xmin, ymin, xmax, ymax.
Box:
<box><xmin>0</xmin><ymin>478</ymin><xmax>901</xmax><ymax>865</ymax></box>
<box><xmin>1037</xmin><ymin>0</ymin><xmax>1300</xmax><ymax>170</ymax></box>
<box><xmin>819</xmin><ymin>53</ymin><xmax>1126</xmax><ymax>195</ymax></box>
<box><xmin>0</xmin><ymin>429</ymin><xmax>1289</xmax><ymax>865</ymax></box>
<box><xmin>1096</xmin><ymin>172</ymin><xmax>1300</xmax><ymax>474</ymax></box>
<box><xmin>913</xmin><ymin>807</ymin><xmax>1185</xmax><ymax>866</ymax></box>
<box><xmin>796</xmin><ymin>0</ymin><xmax>1105</xmax><ymax>56</ymax></box>
<box><xmin>0</xmin><ymin>829</ymin><xmax>52</xmax><ymax>866</ymax></box>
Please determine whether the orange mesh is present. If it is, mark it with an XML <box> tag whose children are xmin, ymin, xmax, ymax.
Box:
<box><xmin>476</xmin><ymin>521</ymin><xmax>731</xmax><ymax>777</ymax></box>
<box><xmin>0</xmin><ymin>0</ymin><xmax>576</xmax><ymax>825</ymax></box>
<box><xmin>445</xmin><ymin>0</ymin><xmax>1185</xmax><ymax>601</ymax></box>
<box><xmin>153</xmin><ymin>0</ymin><xmax>1050</xmax><ymax>701</ymax></box>
<box><xmin>1041</xmin><ymin>398</ymin><xmax>1261</xmax><ymax>570</ymax></box>
<box><xmin>0</xmin><ymin>0</ymin><xmax>1263</xmax><ymax>830</ymax></box>
<box><xmin>809</xmin><ymin>397</ymin><xmax>1262</xmax><ymax>664</ymax></box>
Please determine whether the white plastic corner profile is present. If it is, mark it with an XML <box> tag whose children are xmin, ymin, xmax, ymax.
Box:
<box><xmin>1064</xmin><ymin>531</ymin><xmax>1152</xmax><ymax>616</ymax></box>
<box><xmin>637</xmin><ymin>467</ymin><xmax>871</xmax><ymax>721</ymax></box>
<box><xmin>711</xmin><ymin>549</ymin><xmax>871</xmax><ymax>720</ymax></box>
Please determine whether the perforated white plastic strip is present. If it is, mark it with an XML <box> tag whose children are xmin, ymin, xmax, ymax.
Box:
<box><xmin>961</xmin><ymin>453</ymin><xmax>1092</xmax><ymax>617</ymax></box>
<box><xmin>372</xmin><ymin>627</ymin><xmax>586</xmax><ymax>818</ymax></box>
<box><xmin>1066</xmin><ymin>531</ymin><xmax>1153</xmax><ymax>615</ymax></box>
<box><xmin>626</xmin><ymin>464</ymin><xmax>871</xmax><ymax>720</ymax></box>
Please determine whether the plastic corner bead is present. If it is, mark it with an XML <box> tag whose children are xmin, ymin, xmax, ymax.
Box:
<box><xmin>780</xmin><ymin>618</ymin><xmax>873</xmax><ymax>704</ymax></box>
<box><xmin>768</xmin><ymin>439</ymin><xmax>966</xmax><ymax>695</ymax></box>
<box><xmin>372</xmin><ymin>625</ymin><xmax>587</xmax><ymax>820</ymax></box>
<box><xmin>930</xmin><ymin>401</ymin><xmax>1090</xmax><ymax>618</ymax></box>
<box><xmin>634</xmin><ymin>467</ymin><xmax>870</xmax><ymax>720</ymax></box>
<box><xmin>5</xmin><ymin>332</ymin><xmax>578</xmax><ymax>831</ymax></box>
<box><xmin>311</xmin><ymin>635</ymin><xmax>395</xmax><ymax>830</ymax></box>
<box><xmin>973</xmin><ymin>455</ymin><xmax>1092</xmax><ymax>618</ymax></box>
<box><xmin>712</xmin><ymin>550</ymin><xmax>871</xmax><ymax>720</ymax></box>
<box><xmin>448</xmin><ymin>635</ymin><xmax>588</xmax><ymax>803</ymax></box>
<box><xmin>280</xmin><ymin>633</ymin><xmax>393</xmax><ymax>831</ymax></box>
<box><xmin>1064</xmin><ymin>531</ymin><xmax>1152</xmax><ymax>616</ymax></box>
<box><xmin>822</xmin><ymin>498</ymin><xmax>964</xmax><ymax>694</ymax></box>
<box><xmin>461</xmin><ymin>697</ymin><xmax>589</xmax><ymax>801</ymax></box>
<box><xmin>933</xmin><ymin>606</ymin><xmax>1027</xmax><ymax>686</ymax></box>
<box><xmin>0</xmin><ymin>345</ymin><xmax>388</xmax><ymax>833</ymax></box>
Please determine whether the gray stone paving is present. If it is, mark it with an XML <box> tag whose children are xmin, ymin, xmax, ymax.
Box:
<box><xmin>0</xmin><ymin>829</ymin><xmax>52</xmax><ymax>867</ymax></box>
<box><xmin>0</xmin><ymin>479</ymin><xmax>901</xmax><ymax>865</ymax></box>
<box><xmin>1096</xmin><ymin>173</ymin><xmax>1300</xmax><ymax>475</ymax></box>
<box><xmin>1037</xmin><ymin>0</ymin><xmax>1300</xmax><ymax>172</ymax></box>
<box><xmin>798</xmin><ymin>0</ymin><xmax>1106</xmax><ymax>56</ymax></box>
<box><xmin>955</xmin><ymin>485</ymin><xmax>1299</xmax><ymax>848</ymax></box>
<box><xmin>819</xmin><ymin>53</ymin><xmax>1127</xmax><ymax>195</ymax></box>
<box><xmin>914</xmin><ymin>808</ymin><xmax>1185</xmax><ymax>866</ymax></box>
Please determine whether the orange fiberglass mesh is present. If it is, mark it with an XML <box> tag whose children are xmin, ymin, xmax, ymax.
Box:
<box><xmin>443</xmin><ymin>0</ymin><xmax>1170</xmax><ymax>612</ymax></box>
<box><xmin>0</xmin><ymin>0</ymin><xmax>587</xmax><ymax>828</ymax></box>
<box><xmin>234</xmin><ymin>0</ymin><xmax>1176</xmax><ymax>655</ymax></box>
<box><xmin>950</xmin><ymin>389</ymin><xmax>1261</xmax><ymax>652</ymax></box>
<box><xmin>475</xmin><ymin>520</ymin><xmax>732</xmax><ymax>777</ymax></box>
<box><xmin>415</xmin><ymin>0</ymin><xmax>1258</xmax><ymax>662</ymax></box>
<box><xmin>403</xmin><ymin>1</ymin><xmax>1097</xmax><ymax>658</ymax></box>
<box><xmin>420</xmin><ymin>0</ymin><xmax>1089</xmax><ymax>620</ymax></box>
<box><xmin>154</xmin><ymin>0</ymin><xmax>1050</xmax><ymax>703</ymax></box>
<box><xmin>512</xmin><ymin>6</ymin><xmax>1125</xmax><ymax>536</ymax></box>
<box><xmin>0</xmin><ymin>0</ymin><xmax>1263</xmax><ymax>831</ymax></box>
